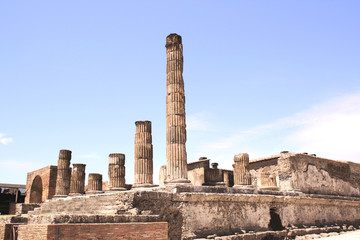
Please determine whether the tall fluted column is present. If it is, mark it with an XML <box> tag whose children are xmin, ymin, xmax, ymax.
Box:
<box><xmin>55</xmin><ymin>149</ymin><xmax>72</xmax><ymax>197</ymax></box>
<box><xmin>108</xmin><ymin>153</ymin><xmax>126</xmax><ymax>191</ymax></box>
<box><xmin>87</xmin><ymin>173</ymin><xmax>103</xmax><ymax>194</ymax></box>
<box><xmin>165</xmin><ymin>33</ymin><xmax>190</xmax><ymax>184</ymax></box>
<box><xmin>69</xmin><ymin>164</ymin><xmax>86</xmax><ymax>195</ymax></box>
<box><xmin>133</xmin><ymin>121</ymin><xmax>154</xmax><ymax>188</ymax></box>
<box><xmin>233</xmin><ymin>153</ymin><xmax>252</xmax><ymax>188</ymax></box>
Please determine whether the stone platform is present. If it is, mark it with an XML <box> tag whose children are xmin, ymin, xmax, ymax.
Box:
<box><xmin>2</xmin><ymin>186</ymin><xmax>360</xmax><ymax>239</ymax></box>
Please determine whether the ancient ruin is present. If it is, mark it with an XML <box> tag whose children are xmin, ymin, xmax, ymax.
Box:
<box><xmin>108</xmin><ymin>153</ymin><xmax>126</xmax><ymax>191</ymax></box>
<box><xmin>87</xmin><ymin>173</ymin><xmax>103</xmax><ymax>193</ymax></box>
<box><xmin>165</xmin><ymin>33</ymin><xmax>190</xmax><ymax>184</ymax></box>
<box><xmin>54</xmin><ymin>149</ymin><xmax>72</xmax><ymax>197</ymax></box>
<box><xmin>1</xmin><ymin>33</ymin><xmax>360</xmax><ymax>240</ymax></box>
<box><xmin>133</xmin><ymin>121</ymin><xmax>154</xmax><ymax>187</ymax></box>
<box><xmin>233</xmin><ymin>153</ymin><xmax>252</xmax><ymax>188</ymax></box>
<box><xmin>69</xmin><ymin>164</ymin><xmax>86</xmax><ymax>195</ymax></box>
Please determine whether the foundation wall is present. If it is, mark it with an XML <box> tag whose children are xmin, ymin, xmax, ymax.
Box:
<box><xmin>17</xmin><ymin>222</ymin><xmax>168</xmax><ymax>240</ymax></box>
<box><xmin>132</xmin><ymin>190</ymin><xmax>360</xmax><ymax>239</ymax></box>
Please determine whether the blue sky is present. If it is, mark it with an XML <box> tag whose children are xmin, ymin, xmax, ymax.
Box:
<box><xmin>1</xmin><ymin>1</ymin><xmax>360</xmax><ymax>185</ymax></box>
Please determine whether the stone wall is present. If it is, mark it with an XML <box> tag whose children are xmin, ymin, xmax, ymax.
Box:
<box><xmin>249</xmin><ymin>153</ymin><xmax>360</xmax><ymax>196</ymax></box>
<box><xmin>187</xmin><ymin>159</ymin><xmax>234</xmax><ymax>187</ymax></box>
<box><xmin>17</xmin><ymin>222</ymin><xmax>168</xmax><ymax>240</ymax></box>
<box><xmin>25</xmin><ymin>165</ymin><xmax>57</xmax><ymax>203</ymax></box>
<box><xmin>188</xmin><ymin>160</ymin><xmax>209</xmax><ymax>186</ymax></box>
<box><xmin>131</xmin><ymin>189</ymin><xmax>360</xmax><ymax>239</ymax></box>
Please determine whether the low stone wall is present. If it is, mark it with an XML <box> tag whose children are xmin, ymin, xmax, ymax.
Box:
<box><xmin>131</xmin><ymin>188</ymin><xmax>360</xmax><ymax>239</ymax></box>
<box><xmin>17</xmin><ymin>222</ymin><xmax>168</xmax><ymax>240</ymax></box>
<box><xmin>16</xmin><ymin>203</ymin><xmax>40</xmax><ymax>215</ymax></box>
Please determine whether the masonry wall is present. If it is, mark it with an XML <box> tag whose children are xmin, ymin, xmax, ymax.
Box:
<box><xmin>249</xmin><ymin>153</ymin><xmax>360</xmax><ymax>196</ymax></box>
<box><xmin>132</xmin><ymin>190</ymin><xmax>360</xmax><ymax>239</ymax></box>
<box><xmin>25</xmin><ymin>166</ymin><xmax>57</xmax><ymax>203</ymax></box>
<box><xmin>17</xmin><ymin>222</ymin><xmax>168</xmax><ymax>240</ymax></box>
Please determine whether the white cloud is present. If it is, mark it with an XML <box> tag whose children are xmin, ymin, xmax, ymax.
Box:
<box><xmin>0</xmin><ymin>133</ymin><xmax>13</xmax><ymax>145</ymax></box>
<box><xmin>188</xmin><ymin>90</ymin><xmax>360</xmax><ymax>168</ymax></box>
<box><xmin>187</xmin><ymin>112</ymin><xmax>217</xmax><ymax>131</ymax></box>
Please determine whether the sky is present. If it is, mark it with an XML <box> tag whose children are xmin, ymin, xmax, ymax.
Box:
<box><xmin>1</xmin><ymin>1</ymin><xmax>360</xmax><ymax>185</ymax></box>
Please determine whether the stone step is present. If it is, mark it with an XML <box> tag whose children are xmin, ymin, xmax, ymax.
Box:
<box><xmin>28</xmin><ymin>192</ymin><xmax>133</xmax><ymax>216</ymax></box>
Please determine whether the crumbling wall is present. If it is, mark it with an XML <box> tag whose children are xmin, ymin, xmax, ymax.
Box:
<box><xmin>290</xmin><ymin>154</ymin><xmax>360</xmax><ymax>196</ymax></box>
<box><xmin>25</xmin><ymin>166</ymin><xmax>57</xmax><ymax>203</ymax></box>
<box><xmin>131</xmin><ymin>190</ymin><xmax>360</xmax><ymax>240</ymax></box>
<box><xmin>249</xmin><ymin>153</ymin><xmax>360</xmax><ymax>196</ymax></box>
<box><xmin>188</xmin><ymin>160</ymin><xmax>209</xmax><ymax>186</ymax></box>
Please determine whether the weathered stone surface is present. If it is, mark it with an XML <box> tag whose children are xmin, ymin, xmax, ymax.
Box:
<box><xmin>249</xmin><ymin>152</ymin><xmax>360</xmax><ymax>196</ymax></box>
<box><xmin>108</xmin><ymin>153</ymin><xmax>126</xmax><ymax>190</ymax></box>
<box><xmin>165</xmin><ymin>33</ymin><xmax>190</xmax><ymax>184</ymax></box>
<box><xmin>233</xmin><ymin>153</ymin><xmax>252</xmax><ymax>187</ymax></box>
<box><xmin>87</xmin><ymin>173</ymin><xmax>103</xmax><ymax>193</ymax></box>
<box><xmin>70</xmin><ymin>164</ymin><xmax>86</xmax><ymax>195</ymax></box>
<box><xmin>133</xmin><ymin>121</ymin><xmax>154</xmax><ymax>187</ymax></box>
<box><xmin>55</xmin><ymin>149</ymin><xmax>72</xmax><ymax>196</ymax></box>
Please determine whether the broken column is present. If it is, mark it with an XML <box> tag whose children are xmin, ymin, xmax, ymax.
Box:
<box><xmin>108</xmin><ymin>153</ymin><xmax>126</xmax><ymax>191</ymax></box>
<box><xmin>87</xmin><ymin>173</ymin><xmax>103</xmax><ymax>193</ymax></box>
<box><xmin>69</xmin><ymin>164</ymin><xmax>86</xmax><ymax>195</ymax></box>
<box><xmin>165</xmin><ymin>33</ymin><xmax>190</xmax><ymax>184</ymax></box>
<box><xmin>233</xmin><ymin>153</ymin><xmax>252</xmax><ymax>188</ymax></box>
<box><xmin>133</xmin><ymin>121</ymin><xmax>154</xmax><ymax>187</ymax></box>
<box><xmin>55</xmin><ymin>149</ymin><xmax>72</xmax><ymax>197</ymax></box>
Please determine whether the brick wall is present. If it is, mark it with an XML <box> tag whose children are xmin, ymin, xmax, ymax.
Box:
<box><xmin>18</xmin><ymin>222</ymin><xmax>168</xmax><ymax>240</ymax></box>
<box><xmin>0</xmin><ymin>224</ymin><xmax>15</xmax><ymax>240</ymax></box>
<box><xmin>0</xmin><ymin>224</ymin><xmax>5</xmax><ymax>240</ymax></box>
<box><xmin>17</xmin><ymin>224</ymin><xmax>48</xmax><ymax>240</ymax></box>
<box><xmin>25</xmin><ymin>165</ymin><xmax>57</xmax><ymax>203</ymax></box>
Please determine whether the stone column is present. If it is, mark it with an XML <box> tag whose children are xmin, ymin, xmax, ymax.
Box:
<box><xmin>108</xmin><ymin>153</ymin><xmax>126</xmax><ymax>191</ymax></box>
<box><xmin>233</xmin><ymin>153</ymin><xmax>252</xmax><ymax>188</ymax></box>
<box><xmin>165</xmin><ymin>33</ymin><xmax>190</xmax><ymax>184</ymax></box>
<box><xmin>133</xmin><ymin>121</ymin><xmax>154</xmax><ymax>188</ymax></box>
<box><xmin>87</xmin><ymin>173</ymin><xmax>103</xmax><ymax>193</ymax></box>
<box><xmin>69</xmin><ymin>164</ymin><xmax>86</xmax><ymax>195</ymax></box>
<box><xmin>55</xmin><ymin>149</ymin><xmax>72</xmax><ymax>197</ymax></box>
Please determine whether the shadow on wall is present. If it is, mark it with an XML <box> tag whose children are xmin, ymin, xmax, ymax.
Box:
<box><xmin>268</xmin><ymin>208</ymin><xmax>284</xmax><ymax>231</ymax></box>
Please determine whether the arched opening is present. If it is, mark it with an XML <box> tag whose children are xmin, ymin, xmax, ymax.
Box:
<box><xmin>268</xmin><ymin>208</ymin><xmax>284</xmax><ymax>231</ymax></box>
<box><xmin>29</xmin><ymin>175</ymin><xmax>43</xmax><ymax>203</ymax></box>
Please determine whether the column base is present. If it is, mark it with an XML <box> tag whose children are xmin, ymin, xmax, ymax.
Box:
<box><xmin>109</xmin><ymin>187</ymin><xmax>127</xmax><ymax>191</ymax></box>
<box><xmin>53</xmin><ymin>194</ymin><xmax>68</xmax><ymax>198</ymax></box>
<box><xmin>259</xmin><ymin>186</ymin><xmax>279</xmax><ymax>191</ymax></box>
<box><xmin>233</xmin><ymin>184</ymin><xmax>254</xmax><ymax>189</ymax></box>
<box><xmin>164</xmin><ymin>178</ymin><xmax>191</xmax><ymax>184</ymax></box>
<box><xmin>86</xmin><ymin>190</ymin><xmax>104</xmax><ymax>194</ymax></box>
<box><xmin>69</xmin><ymin>192</ymin><xmax>84</xmax><ymax>196</ymax></box>
<box><xmin>132</xmin><ymin>183</ymin><xmax>156</xmax><ymax>188</ymax></box>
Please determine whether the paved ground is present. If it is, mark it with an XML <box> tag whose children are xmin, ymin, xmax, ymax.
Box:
<box><xmin>317</xmin><ymin>230</ymin><xmax>360</xmax><ymax>239</ymax></box>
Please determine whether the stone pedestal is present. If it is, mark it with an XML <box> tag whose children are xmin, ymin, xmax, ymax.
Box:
<box><xmin>87</xmin><ymin>173</ymin><xmax>103</xmax><ymax>194</ymax></box>
<box><xmin>133</xmin><ymin>121</ymin><xmax>154</xmax><ymax>188</ymax></box>
<box><xmin>54</xmin><ymin>149</ymin><xmax>72</xmax><ymax>197</ymax></box>
<box><xmin>165</xmin><ymin>33</ymin><xmax>190</xmax><ymax>184</ymax></box>
<box><xmin>233</xmin><ymin>153</ymin><xmax>252</xmax><ymax>188</ymax></box>
<box><xmin>108</xmin><ymin>153</ymin><xmax>126</xmax><ymax>191</ymax></box>
<box><xmin>69</xmin><ymin>164</ymin><xmax>86</xmax><ymax>195</ymax></box>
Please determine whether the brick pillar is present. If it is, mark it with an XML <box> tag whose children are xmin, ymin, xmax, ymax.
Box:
<box><xmin>69</xmin><ymin>164</ymin><xmax>86</xmax><ymax>195</ymax></box>
<box><xmin>108</xmin><ymin>153</ymin><xmax>126</xmax><ymax>191</ymax></box>
<box><xmin>165</xmin><ymin>33</ymin><xmax>190</xmax><ymax>184</ymax></box>
<box><xmin>55</xmin><ymin>149</ymin><xmax>72</xmax><ymax>197</ymax></box>
<box><xmin>233</xmin><ymin>153</ymin><xmax>252</xmax><ymax>188</ymax></box>
<box><xmin>133</xmin><ymin>121</ymin><xmax>154</xmax><ymax>188</ymax></box>
<box><xmin>87</xmin><ymin>173</ymin><xmax>103</xmax><ymax>193</ymax></box>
